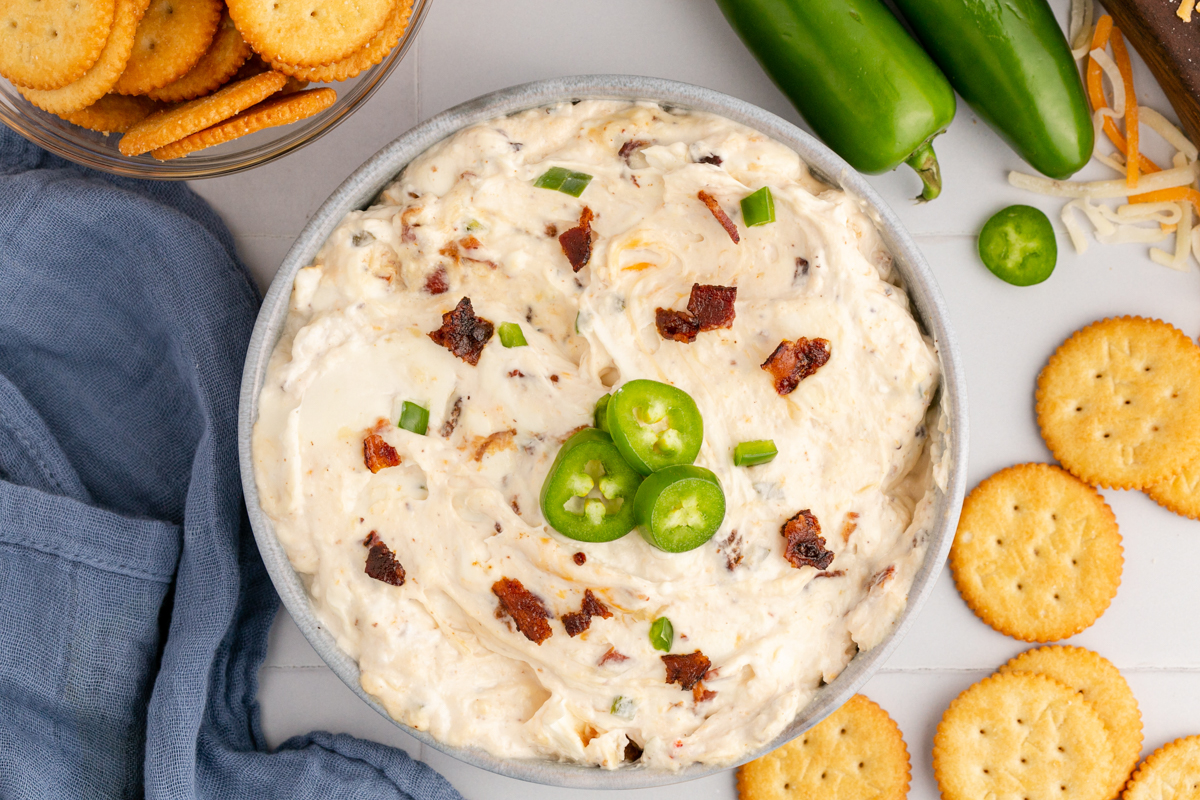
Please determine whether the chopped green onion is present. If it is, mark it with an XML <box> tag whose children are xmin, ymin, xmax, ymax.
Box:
<box><xmin>734</xmin><ymin>439</ymin><xmax>778</xmax><ymax>467</ymax></box>
<box><xmin>398</xmin><ymin>401</ymin><xmax>429</xmax><ymax>436</ymax></box>
<box><xmin>594</xmin><ymin>393</ymin><xmax>611</xmax><ymax>431</ymax></box>
<box><xmin>649</xmin><ymin>616</ymin><xmax>674</xmax><ymax>652</ymax></box>
<box><xmin>498</xmin><ymin>322</ymin><xmax>528</xmax><ymax>348</ymax></box>
<box><xmin>465</xmin><ymin>218</ymin><xmax>484</xmax><ymax>232</ymax></box>
<box><xmin>611</xmin><ymin>696</ymin><xmax>636</xmax><ymax>719</ymax></box>
<box><xmin>534</xmin><ymin>166</ymin><xmax>593</xmax><ymax>197</ymax></box>
<box><xmin>740</xmin><ymin>187</ymin><xmax>775</xmax><ymax>227</ymax></box>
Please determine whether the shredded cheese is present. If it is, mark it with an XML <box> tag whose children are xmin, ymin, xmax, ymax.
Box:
<box><xmin>1008</xmin><ymin>162</ymin><xmax>1198</xmax><ymax>198</ymax></box>
<box><xmin>1110</xmin><ymin>30</ymin><xmax>1140</xmax><ymax>187</ymax></box>
<box><xmin>1178</xmin><ymin>0</ymin><xmax>1196</xmax><ymax>22</ymax></box>
<box><xmin>1141</xmin><ymin>106</ymin><xmax>1199</xmax><ymax>161</ymax></box>
<box><xmin>1069</xmin><ymin>0</ymin><xmax>1095</xmax><ymax>58</ymax></box>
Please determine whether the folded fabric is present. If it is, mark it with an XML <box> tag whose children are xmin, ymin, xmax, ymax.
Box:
<box><xmin>0</xmin><ymin>128</ymin><xmax>465</xmax><ymax>800</ymax></box>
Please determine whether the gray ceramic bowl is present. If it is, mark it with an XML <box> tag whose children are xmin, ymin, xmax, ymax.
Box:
<box><xmin>238</xmin><ymin>74</ymin><xmax>969</xmax><ymax>789</ymax></box>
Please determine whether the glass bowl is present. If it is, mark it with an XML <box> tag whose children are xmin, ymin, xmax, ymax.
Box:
<box><xmin>0</xmin><ymin>0</ymin><xmax>432</xmax><ymax>180</ymax></box>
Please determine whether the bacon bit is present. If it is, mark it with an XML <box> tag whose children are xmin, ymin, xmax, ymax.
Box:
<box><xmin>662</xmin><ymin>651</ymin><xmax>711</xmax><ymax>691</ymax></box>
<box><xmin>761</xmin><ymin>337</ymin><xmax>831</xmax><ymax>395</ymax></box>
<box><xmin>429</xmin><ymin>297</ymin><xmax>494</xmax><ymax>366</ymax></box>
<box><xmin>623</xmin><ymin>739</ymin><xmax>643</xmax><ymax>762</ymax></box>
<box><xmin>510</xmin><ymin>497</ymin><xmax>521</xmax><ymax>515</ymax></box>
<box><xmin>814</xmin><ymin>569</ymin><xmax>845</xmax><ymax>580</ymax></box>
<box><xmin>508</xmin><ymin>369</ymin><xmax>524</xmax><ymax>378</ymax></box>
<box><xmin>697</xmin><ymin>190</ymin><xmax>740</xmax><ymax>244</ymax></box>
<box><xmin>573</xmin><ymin>552</ymin><xmax>587</xmax><ymax>566</ymax></box>
<box><xmin>698</xmin><ymin>154</ymin><xmax>722</xmax><ymax>166</ymax></box>
<box><xmin>692</xmin><ymin>682</ymin><xmax>717</xmax><ymax>703</ymax></box>
<box><xmin>562</xmin><ymin>589</ymin><xmax>612</xmax><ymax>637</ymax></box>
<box><xmin>871</xmin><ymin>564</ymin><xmax>896</xmax><ymax>588</ymax></box>
<box><xmin>424</xmin><ymin>265</ymin><xmax>448</xmax><ymax>295</ymax></box>
<box><xmin>550</xmin><ymin>374</ymin><xmax>559</xmax><ymax>383</ymax></box>
<box><xmin>401</xmin><ymin>207</ymin><xmax>420</xmax><ymax>243</ymax></box>
<box><xmin>655</xmin><ymin>308</ymin><xmax>699</xmax><ymax>343</ymax></box>
<box><xmin>363</xmin><ymin>434</ymin><xmax>401</xmax><ymax>473</ymax></box>
<box><xmin>492</xmin><ymin>577</ymin><xmax>552</xmax><ymax>644</ymax></box>
<box><xmin>599</xmin><ymin>646</ymin><xmax>629</xmax><ymax>666</ymax></box>
<box><xmin>460</xmin><ymin>235</ymin><xmax>482</xmax><ymax>250</ymax></box>
<box><xmin>795</xmin><ymin>257</ymin><xmax>810</xmax><ymax>281</ymax></box>
<box><xmin>841</xmin><ymin>511</ymin><xmax>860</xmax><ymax>544</ymax></box>
<box><xmin>687</xmin><ymin>284</ymin><xmax>737</xmax><ymax>331</ymax></box>
<box><xmin>619</xmin><ymin>139</ymin><xmax>649</xmax><ymax>165</ymax></box>
<box><xmin>558</xmin><ymin>424</ymin><xmax>590</xmax><ymax>443</ymax></box>
<box><xmin>559</xmin><ymin>207</ymin><xmax>595</xmax><ymax>272</ymax></box>
<box><xmin>363</xmin><ymin>531</ymin><xmax>405</xmax><ymax>586</ymax></box>
<box><xmin>472</xmin><ymin>429</ymin><xmax>516</xmax><ymax>461</ymax></box>
<box><xmin>782</xmin><ymin>510</ymin><xmax>835</xmax><ymax>570</ymax></box>
<box><xmin>545</xmin><ymin>223</ymin><xmax>558</xmax><ymax>238</ymax></box>
<box><xmin>440</xmin><ymin>396</ymin><xmax>462</xmax><ymax>438</ymax></box>
<box><xmin>719</xmin><ymin>529</ymin><xmax>743</xmax><ymax>571</ymax></box>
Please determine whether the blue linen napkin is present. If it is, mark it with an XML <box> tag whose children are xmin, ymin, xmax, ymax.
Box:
<box><xmin>0</xmin><ymin>128</ymin><xmax>466</xmax><ymax>800</ymax></box>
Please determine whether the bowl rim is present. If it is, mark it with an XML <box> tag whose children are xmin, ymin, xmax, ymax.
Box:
<box><xmin>0</xmin><ymin>0</ymin><xmax>433</xmax><ymax>180</ymax></box>
<box><xmin>238</xmin><ymin>74</ymin><xmax>969</xmax><ymax>789</ymax></box>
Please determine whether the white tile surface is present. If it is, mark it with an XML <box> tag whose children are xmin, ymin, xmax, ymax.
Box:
<box><xmin>203</xmin><ymin>0</ymin><xmax>1200</xmax><ymax>795</ymax></box>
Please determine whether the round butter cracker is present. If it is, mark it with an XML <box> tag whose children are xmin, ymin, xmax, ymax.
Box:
<box><xmin>737</xmin><ymin>694</ymin><xmax>910</xmax><ymax>800</ymax></box>
<box><xmin>1145</xmin><ymin>453</ymin><xmax>1200</xmax><ymax>520</ymax></box>
<box><xmin>0</xmin><ymin>0</ymin><xmax>114</xmax><ymax>90</ymax></box>
<box><xmin>1037</xmin><ymin>316</ymin><xmax>1200</xmax><ymax>490</ymax></box>
<box><xmin>951</xmin><ymin>463</ymin><xmax>1122</xmax><ymax>643</ymax></box>
<box><xmin>60</xmin><ymin>92</ymin><xmax>160</xmax><ymax>132</ymax></box>
<box><xmin>226</xmin><ymin>0</ymin><xmax>394</xmax><ymax>67</ymax></box>
<box><xmin>933</xmin><ymin>672</ymin><xmax>1115</xmax><ymax>800</ymax></box>
<box><xmin>1124</xmin><ymin>736</ymin><xmax>1200</xmax><ymax>800</ymax></box>
<box><xmin>118</xmin><ymin>69</ymin><xmax>286</xmax><ymax>156</ymax></box>
<box><xmin>1000</xmin><ymin>645</ymin><xmax>1143</xmax><ymax>799</ymax></box>
<box><xmin>146</xmin><ymin>10</ymin><xmax>249</xmax><ymax>102</ymax></box>
<box><xmin>268</xmin><ymin>0</ymin><xmax>411</xmax><ymax>82</ymax></box>
<box><xmin>18</xmin><ymin>0</ymin><xmax>151</xmax><ymax>115</ymax></box>
<box><xmin>150</xmin><ymin>86</ymin><xmax>335</xmax><ymax>159</ymax></box>
<box><xmin>113</xmin><ymin>0</ymin><xmax>222</xmax><ymax>95</ymax></box>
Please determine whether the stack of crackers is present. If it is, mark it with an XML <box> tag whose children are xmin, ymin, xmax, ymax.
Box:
<box><xmin>0</xmin><ymin>0</ymin><xmax>414</xmax><ymax>159</ymax></box>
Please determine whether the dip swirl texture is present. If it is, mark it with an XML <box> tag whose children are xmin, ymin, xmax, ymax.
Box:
<box><xmin>252</xmin><ymin>100</ymin><xmax>942</xmax><ymax>770</ymax></box>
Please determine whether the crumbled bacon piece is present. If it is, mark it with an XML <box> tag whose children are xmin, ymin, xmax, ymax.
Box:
<box><xmin>655</xmin><ymin>283</ymin><xmax>737</xmax><ymax>343</ymax></box>
<box><xmin>841</xmin><ymin>511</ymin><xmax>860</xmax><ymax>544</ymax></box>
<box><xmin>655</xmin><ymin>308</ymin><xmax>699</xmax><ymax>343</ymax></box>
<box><xmin>363</xmin><ymin>434</ymin><xmax>400</xmax><ymax>473</ymax></box>
<box><xmin>492</xmin><ymin>577</ymin><xmax>552</xmax><ymax>644</ymax></box>
<box><xmin>781</xmin><ymin>510</ymin><xmax>835</xmax><ymax>571</ymax></box>
<box><xmin>424</xmin><ymin>265</ymin><xmax>448</xmax><ymax>295</ymax></box>
<box><xmin>719</xmin><ymin>529</ymin><xmax>743</xmax><ymax>571</ymax></box>
<box><xmin>400</xmin><ymin>207</ymin><xmax>420</xmax><ymax>243</ymax></box>
<box><xmin>559</xmin><ymin>207</ymin><xmax>595</xmax><ymax>272</ymax></box>
<box><xmin>687</xmin><ymin>284</ymin><xmax>737</xmax><ymax>331</ymax></box>
<box><xmin>698</xmin><ymin>154</ymin><xmax>723</xmax><ymax>166</ymax></box>
<box><xmin>573</xmin><ymin>552</ymin><xmax>587</xmax><ymax>566</ymax></box>
<box><xmin>697</xmin><ymin>191</ymin><xmax>739</xmax><ymax>244</ymax></box>
<box><xmin>440</xmin><ymin>396</ymin><xmax>462</xmax><ymax>438</ymax></box>
<box><xmin>562</xmin><ymin>589</ymin><xmax>611</xmax><ymax>637</ymax></box>
<box><xmin>692</xmin><ymin>682</ymin><xmax>717</xmax><ymax>703</ymax></box>
<box><xmin>599</xmin><ymin>646</ymin><xmax>629</xmax><ymax>666</ymax></box>
<box><xmin>472</xmin><ymin>429</ymin><xmax>516</xmax><ymax>461</ymax></box>
<box><xmin>662</xmin><ymin>651</ymin><xmax>711</xmax><ymax>691</ymax></box>
<box><xmin>460</xmin><ymin>235</ymin><xmax>482</xmax><ymax>250</ymax></box>
<box><xmin>619</xmin><ymin>139</ymin><xmax>649</xmax><ymax>164</ymax></box>
<box><xmin>429</xmin><ymin>297</ymin><xmax>494</xmax><ymax>366</ymax></box>
<box><xmin>363</xmin><ymin>531</ymin><xmax>405</xmax><ymax>586</ymax></box>
<box><xmin>871</xmin><ymin>564</ymin><xmax>895</xmax><ymax>588</ymax></box>
<box><xmin>815</xmin><ymin>569</ymin><xmax>845</xmax><ymax>580</ymax></box>
<box><xmin>761</xmin><ymin>337</ymin><xmax>831</xmax><ymax>395</ymax></box>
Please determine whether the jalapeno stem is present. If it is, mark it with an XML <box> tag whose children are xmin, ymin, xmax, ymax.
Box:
<box><xmin>905</xmin><ymin>140</ymin><xmax>943</xmax><ymax>202</ymax></box>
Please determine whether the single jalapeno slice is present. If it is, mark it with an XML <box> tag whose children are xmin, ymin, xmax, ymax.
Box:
<box><xmin>540</xmin><ymin>428</ymin><xmax>643</xmax><ymax>543</ymax></box>
<box><xmin>634</xmin><ymin>465</ymin><xmax>726</xmax><ymax>553</ymax></box>
<box><xmin>594</xmin><ymin>393</ymin><xmax>611</xmax><ymax>431</ymax></box>
<box><xmin>978</xmin><ymin>205</ymin><xmax>1057</xmax><ymax>286</ymax></box>
<box><xmin>605</xmin><ymin>379</ymin><xmax>703</xmax><ymax>475</ymax></box>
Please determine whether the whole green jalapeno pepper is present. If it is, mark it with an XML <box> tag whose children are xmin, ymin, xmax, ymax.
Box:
<box><xmin>540</xmin><ymin>428</ymin><xmax>643</xmax><ymax>542</ymax></box>
<box><xmin>605</xmin><ymin>380</ymin><xmax>703</xmax><ymax>475</ymax></box>
<box><xmin>715</xmin><ymin>0</ymin><xmax>957</xmax><ymax>200</ymax></box>
<box><xmin>888</xmin><ymin>0</ymin><xmax>1093</xmax><ymax>180</ymax></box>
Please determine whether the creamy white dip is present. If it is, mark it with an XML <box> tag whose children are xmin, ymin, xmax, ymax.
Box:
<box><xmin>253</xmin><ymin>100</ymin><xmax>942</xmax><ymax>770</ymax></box>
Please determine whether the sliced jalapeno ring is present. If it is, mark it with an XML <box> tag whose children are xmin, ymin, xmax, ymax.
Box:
<box><xmin>634</xmin><ymin>465</ymin><xmax>726</xmax><ymax>553</ymax></box>
<box><xmin>606</xmin><ymin>379</ymin><xmax>703</xmax><ymax>475</ymax></box>
<box><xmin>594</xmin><ymin>393</ymin><xmax>611</xmax><ymax>431</ymax></box>
<box><xmin>540</xmin><ymin>428</ymin><xmax>643</xmax><ymax>543</ymax></box>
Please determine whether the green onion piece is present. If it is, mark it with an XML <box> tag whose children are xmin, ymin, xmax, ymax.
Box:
<box><xmin>534</xmin><ymin>166</ymin><xmax>594</xmax><ymax>197</ymax></box>
<box><xmin>610</xmin><ymin>696</ymin><xmax>636</xmax><ymax>719</ymax></box>
<box><xmin>734</xmin><ymin>439</ymin><xmax>778</xmax><ymax>467</ymax></box>
<box><xmin>740</xmin><ymin>187</ymin><xmax>775</xmax><ymax>227</ymax></box>
<box><xmin>649</xmin><ymin>616</ymin><xmax>674</xmax><ymax>652</ymax></box>
<box><xmin>398</xmin><ymin>401</ymin><xmax>429</xmax><ymax>436</ymax></box>
<box><xmin>498</xmin><ymin>322</ymin><xmax>528</xmax><ymax>348</ymax></box>
<box><xmin>594</xmin><ymin>393</ymin><xmax>611</xmax><ymax>431</ymax></box>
